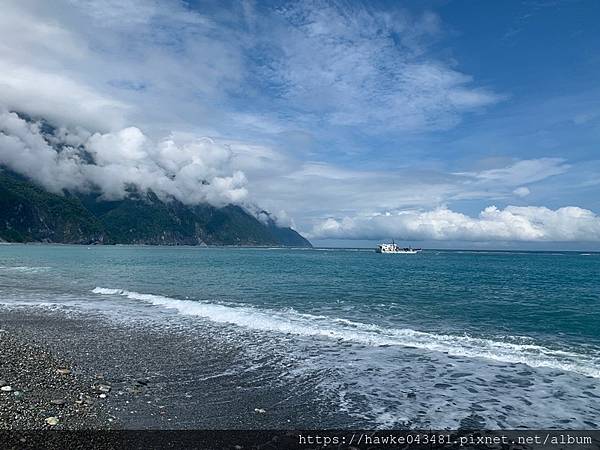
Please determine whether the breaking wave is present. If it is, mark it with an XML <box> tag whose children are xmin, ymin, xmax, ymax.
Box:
<box><xmin>92</xmin><ymin>287</ymin><xmax>600</xmax><ymax>379</ymax></box>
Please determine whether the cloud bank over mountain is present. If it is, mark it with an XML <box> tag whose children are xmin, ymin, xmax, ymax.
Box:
<box><xmin>0</xmin><ymin>111</ymin><xmax>247</xmax><ymax>206</ymax></box>
<box><xmin>0</xmin><ymin>0</ymin><xmax>250</xmax><ymax>207</ymax></box>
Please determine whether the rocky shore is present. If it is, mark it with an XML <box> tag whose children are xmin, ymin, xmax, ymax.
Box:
<box><xmin>0</xmin><ymin>331</ymin><xmax>112</xmax><ymax>429</ymax></box>
<box><xmin>0</xmin><ymin>307</ymin><xmax>216</xmax><ymax>430</ymax></box>
<box><xmin>0</xmin><ymin>306</ymin><xmax>339</xmax><ymax>431</ymax></box>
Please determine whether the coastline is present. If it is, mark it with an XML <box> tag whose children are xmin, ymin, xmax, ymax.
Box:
<box><xmin>0</xmin><ymin>242</ymin><xmax>311</xmax><ymax>249</ymax></box>
<box><xmin>4</xmin><ymin>242</ymin><xmax>600</xmax><ymax>253</ymax></box>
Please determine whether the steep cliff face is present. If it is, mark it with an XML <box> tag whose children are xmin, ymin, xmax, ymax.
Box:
<box><xmin>0</xmin><ymin>170</ymin><xmax>312</xmax><ymax>247</ymax></box>
<box><xmin>0</xmin><ymin>171</ymin><xmax>106</xmax><ymax>244</ymax></box>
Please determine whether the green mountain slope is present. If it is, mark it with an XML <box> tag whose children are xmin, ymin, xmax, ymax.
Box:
<box><xmin>0</xmin><ymin>170</ymin><xmax>311</xmax><ymax>247</ymax></box>
<box><xmin>0</xmin><ymin>171</ymin><xmax>106</xmax><ymax>243</ymax></box>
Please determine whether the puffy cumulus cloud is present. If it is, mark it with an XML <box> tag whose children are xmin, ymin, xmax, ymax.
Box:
<box><xmin>0</xmin><ymin>111</ymin><xmax>89</xmax><ymax>192</ymax></box>
<box><xmin>0</xmin><ymin>111</ymin><xmax>247</xmax><ymax>206</ymax></box>
<box><xmin>311</xmin><ymin>206</ymin><xmax>600</xmax><ymax>242</ymax></box>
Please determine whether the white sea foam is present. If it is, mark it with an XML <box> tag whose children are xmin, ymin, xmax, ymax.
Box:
<box><xmin>0</xmin><ymin>300</ymin><xmax>62</xmax><ymax>309</ymax></box>
<box><xmin>91</xmin><ymin>287</ymin><xmax>600</xmax><ymax>379</ymax></box>
<box><xmin>0</xmin><ymin>265</ymin><xmax>50</xmax><ymax>273</ymax></box>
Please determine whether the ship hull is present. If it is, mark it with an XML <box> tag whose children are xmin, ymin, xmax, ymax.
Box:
<box><xmin>376</xmin><ymin>242</ymin><xmax>421</xmax><ymax>253</ymax></box>
<box><xmin>376</xmin><ymin>249</ymin><xmax>419</xmax><ymax>254</ymax></box>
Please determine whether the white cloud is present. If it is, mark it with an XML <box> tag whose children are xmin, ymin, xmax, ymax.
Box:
<box><xmin>68</xmin><ymin>0</ymin><xmax>174</xmax><ymax>27</ymax></box>
<box><xmin>0</xmin><ymin>63</ymin><xmax>128</xmax><ymax>131</ymax></box>
<box><xmin>457</xmin><ymin>158</ymin><xmax>570</xmax><ymax>186</ymax></box>
<box><xmin>0</xmin><ymin>0</ymin><xmax>595</xmax><ymax>245</ymax></box>
<box><xmin>0</xmin><ymin>111</ymin><xmax>247</xmax><ymax>206</ymax></box>
<box><xmin>0</xmin><ymin>2</ymin><xmax>87</xmax><ymax>61</ymax></box>
<box><xmin>0</xmin><ymin>111</ymin><xmax>89</xmax><ymax>193</ymax></box>
<box><xmin>0</xmin><ymin>0</ymin><xmax>245</xmax><ymax>133</ymax></box>
<box><xmin>0</xmin><ymin>0</ymin><xmax>252</xmax><ymax>208</ymax></box>
<box><xmin>311</xmin><ymin>206</ymin><xmax>600</xmax><ymax>242</ymax></box>
<box><xmin>244</xmin><ymin>160</ymin><xmax>464</xmax><ymax>227</ymax></box>
<box><xmin>241</xmin><ymin>156</ymin><xmax>578</xmax><ymax>234</ymax></box>
<box><xmin>0</xmin><ymin>1</ymin><xmax>129</xmax><ymax>131</ymax></box>
<box><xmin>513</xmin><ymin>186</ymin><xmax>531</xmax><ymax>197</ymax></box>
<box><xmin>261</xmin><ymin>1</ymin><xmax>500</xmax><ymax>130</ymax></box>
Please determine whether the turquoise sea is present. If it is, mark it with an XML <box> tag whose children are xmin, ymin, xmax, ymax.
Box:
<box><xmin>1</xmin><ymin>245</ymin><xmax>599</xmax><ymax>428</ymax></box>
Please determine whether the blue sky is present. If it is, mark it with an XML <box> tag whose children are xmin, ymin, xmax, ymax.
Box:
<box><xmin>1</xmin><ymin>0</ymin><xmax>600</xmax><ymax>248</ymax></box>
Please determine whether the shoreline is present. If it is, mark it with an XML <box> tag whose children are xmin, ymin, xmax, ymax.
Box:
<box><xmin>0</xmin><ymin>242</ymin><xmax>312</xmax><ymax>249</ymax></box>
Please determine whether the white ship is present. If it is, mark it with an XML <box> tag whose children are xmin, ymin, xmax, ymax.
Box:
<box><xmin>376</xmin><ymin>241</ymin><xmax>421</xmax><ymax>254</ymax></box>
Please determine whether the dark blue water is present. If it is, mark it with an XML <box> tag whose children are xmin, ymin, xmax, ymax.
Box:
<box><xmin>1</xmin><ymin>245</ymin><xmax>599</xmax><ymax>428</ymax></box>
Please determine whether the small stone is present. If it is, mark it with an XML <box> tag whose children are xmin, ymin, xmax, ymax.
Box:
<box><xmin>1</xmin><ymin>386</ymin><xmax>12</xmax><ymax>392</ymax></box>
<box><xmin>45</xmin><ymin>417</ymin><xmax>59</xmax><ymax>426</ymax></box>
<box><xmin>254</xmin><ymin>408</ymin><xmax>266</xmax><ymax>414</ymax></box>
<box><xmin>50</xmin><ymin>399</ymin><xmax>66</xmax><ymax>406</ymax></box>
<box><xmin>99</xmin><ymin>393</ymin><xmax>107</xmax><ymax>399</ymax></box>
<box><xmin>56</xmin><ymin>368</ymin><xmax>71</xmax><ymax>375</ymax></box>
